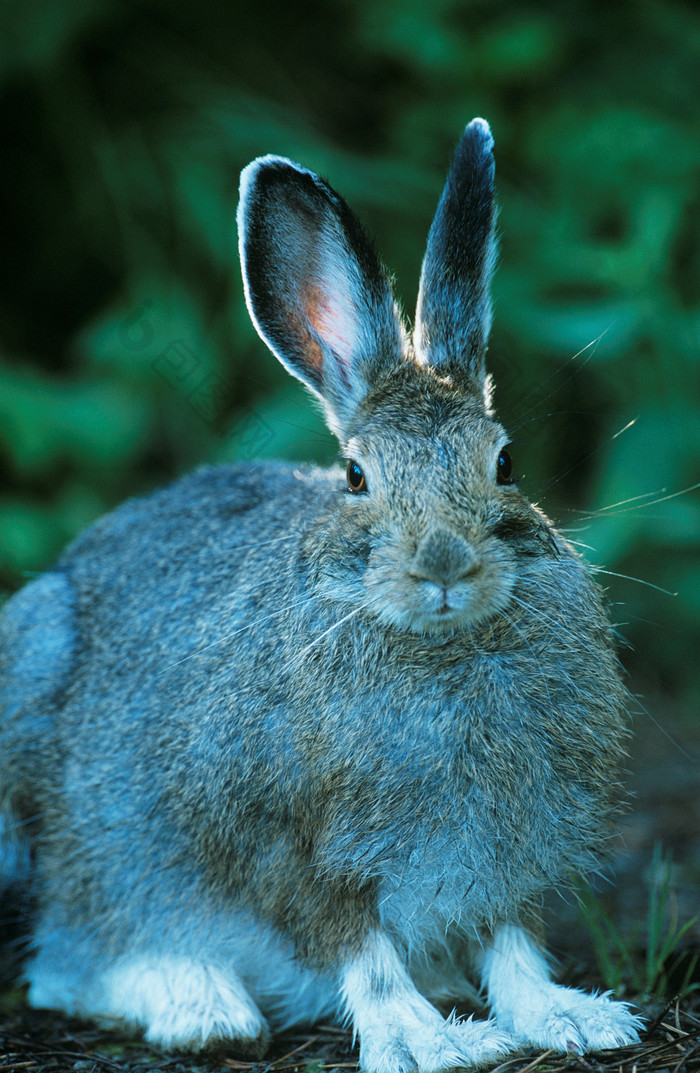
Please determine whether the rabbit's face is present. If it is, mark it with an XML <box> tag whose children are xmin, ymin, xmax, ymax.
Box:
<box><xmin>325</xmin><ymin>363</ymin><xmax>553</xmax><ymax>637</ymax></box>
<box><xmin>240</xmin><ymin>124</ymin><xmax>565</xmax><ymax>637</ymax></box>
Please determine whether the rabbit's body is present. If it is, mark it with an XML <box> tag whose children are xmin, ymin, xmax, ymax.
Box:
<box><xmin>0</xmin><ymin>121</ymin><xmax>643</xmax><ymax>1070</ymax></box>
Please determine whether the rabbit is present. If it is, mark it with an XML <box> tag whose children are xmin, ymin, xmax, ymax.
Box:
<box><xmin>0</xmin><ymin>118</ymin><xmax>643</xmax><ymax>1072</ymax></box>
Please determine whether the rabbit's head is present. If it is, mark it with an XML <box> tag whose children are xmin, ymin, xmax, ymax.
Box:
<box><xmin>238</xmin><ymin>121</ymin><xmax>563</xmax><ymax>636</ymax></box>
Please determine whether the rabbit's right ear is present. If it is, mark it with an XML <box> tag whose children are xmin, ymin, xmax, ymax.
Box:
<box><xmin>414</xmin><ymin>119</ymin><xmax>497</xmax><ymax>389</ymax></box>
<box><xmin>238</xmin><ymin>157</ymin><xmax>405</xmax><ymax>439</ymax></box>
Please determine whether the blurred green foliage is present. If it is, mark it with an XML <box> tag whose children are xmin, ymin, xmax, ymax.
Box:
<box><xmin>0</xmin><ymin>0</ymin><xmax>698</xmax><ymax>704</ymax></box>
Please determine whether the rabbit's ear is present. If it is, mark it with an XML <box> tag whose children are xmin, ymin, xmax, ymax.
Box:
<box><xmin>415</xmin><ymin>119</ymin><xmax>497</xmax><ymax>387</ymax></box>
<box><xmin>238</xmin><ymin>156</ymin><xmax>405</xmax><ymax>438</ymax></box>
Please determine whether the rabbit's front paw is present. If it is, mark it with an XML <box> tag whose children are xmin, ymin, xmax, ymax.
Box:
<box><xmin>345</xmin><ymin>930</ymin><xmax>513</xmax><ymax>1073</ymax></box>
<box><xmin>512</xmin><ymin>987</ymin><xmax>643</xmax><ymax>1054</ymax></box>
<box><xmin>484</xmin><ymin>924</ymin><xmax>643</xmax><ymax>1055</ymax></box>
<box><xmin>360</xmin><ymin>1012</ymin><xmax>513</xmax><ymax>1073</ymax></box>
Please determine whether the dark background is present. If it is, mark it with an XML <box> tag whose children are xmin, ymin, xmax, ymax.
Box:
<box><xmin>1</xmin><ymin>0</ymin><xmax>698</xmax><ymax>710</ymax></box>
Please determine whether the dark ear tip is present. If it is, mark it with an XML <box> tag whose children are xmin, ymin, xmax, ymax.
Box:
<box><xmin>238</xmin><ymin>154</ymin><xmax>304</xmax><ymax>205</ymax></box>
<box><xmin>238</xmin><ymin>155</ymin><xmax>318</xmax><ymax>266</ymax></box>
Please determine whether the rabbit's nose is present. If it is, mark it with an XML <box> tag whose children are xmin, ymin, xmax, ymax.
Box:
<box><xmin>409</xmin><ymin>530</ymin><xmax>481</xmax><ymax>587</ymax></box>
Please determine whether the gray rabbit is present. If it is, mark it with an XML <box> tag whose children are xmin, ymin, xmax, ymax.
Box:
<box><xmin>0</xmin><ymin>119</ymin><xmax>642</xmax><ymax>1071</ymax></box>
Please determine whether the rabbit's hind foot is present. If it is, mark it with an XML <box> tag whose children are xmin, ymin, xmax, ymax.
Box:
<box><xmin>342</xmin><ymin>930</ymin><xmax>513</xmax><ymax>1073</ymax></box>
<box><xmin>483</xmin><ymin>924</ymin><xmax>643</xmax><ymax>1053</ymax></box>
<box><xmin>101</xmin><ymin>957</ymin><xmax>271</xmax><ymax>1053</ymax></box>
<box><xmin>31</xmin><ymin>955</ymin><xmax>271</xmax><ymax>1055</ymax></box>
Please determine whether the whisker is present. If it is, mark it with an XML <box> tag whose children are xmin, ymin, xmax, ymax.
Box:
<box><xmin>595</xmin><ymin>480</ymin><xmax>700</xmax><ymax>516</ymax></box>
<box><xmin>610</xmin><ymin>417</ymin><xmax>637</xmax><ymax>440</ymax></box>
<box><xmin>512</xmin><ymin>592</ymin><xmax>694</xmax><ymax>759</ymax></box>
<box><xmin>554</xmin><ymin>481</ymin><xmax>699</xmax><ymax>523</ymax></box>
<box><xmin>509</xmin><ymin>593</ymin><xmax>565</xmax><ymax>638</ymax></box>
<box><xmin>277</xmin><ymin>602</ymin><xmax>372</xmax><ymax>680</ymax></box>
<box><xmin>537</xmin><ymin>418</ymin><xmax>637</xmax><ymax>497</ymax></box>
<box><xmin>508</xmin><ymin>408</ymin><xmax>605</xmax><ymax>437</ymax></box>
<box><xmin>589</xmin><ymin>567</ymin><xmax>678</xmax><ymax>597</ymax></box>
<box><xmin>629</xmin><ymin>693</ymin><xmax>696</xmax><ymax>762</ymax></box>
<box><xmin>509</xmin><ymin>593</ymin><xmax>605</xmax><ymax>666</ymax></box>
<box><xmin>502</xmin><ymin>609</ymin><xmax>553</xmax><ymax>709</ymax></box>
<box><xmin>231</xmin><ymin>534</ymin><xmax>299</xmax><ymax>551</ymax></box>
<box><xmin>160</xmin><ymin>595</ymin><xmax>311</xmax><ymax>672</ymax></box>
<box><xmin>592</xmin><ymin>489</ymin><xmax>668</xmax><ymax>513</ymax></box>
<box><xmin>508</xmin><ymin>332</ymin><xmax>608</xmax><ymax>431</ymax></box>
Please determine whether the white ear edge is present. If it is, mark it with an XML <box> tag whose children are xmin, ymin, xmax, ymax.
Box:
<box><xmin>237</xmin><ymin>154</ymin><xmax>363</xmax><ymax>398</ymax></box>
<box><xmin>236</xmin><ymin>150</ymin><xmax>406</xmax><ymax>439</ymax></box>
<box><xmin>237</xmin><ymin>156</ymin><xmax>316</xmax><ymax>386</ymax></box>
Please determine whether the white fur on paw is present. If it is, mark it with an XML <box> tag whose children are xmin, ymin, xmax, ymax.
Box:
<box><xmin>360</xmin><ymin>1010</ymin><xmax>513</xmax><ymax>1073</ymax></box>
<box><xmin>411</xmin><ymin>1015</ymin><xmax>514</xmax><ymax>1072</ymax></box>
<box><xmin>101</xmin><ymin>957</ymin><xmax>270</xmax><ymax>1052</ymax></box>
<box><xmin>504</xmin><ymin>987</ymin><xmax>643</xmax><ymax>1054</ymax></box>
<box><xmin>344</xmin><ymin>929</ymin><xmax>514</xmax><ymax>1073</ymax></box>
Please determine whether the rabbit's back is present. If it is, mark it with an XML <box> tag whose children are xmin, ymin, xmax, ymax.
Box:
<box><xmin>0</xmin><ymin>461</ymin><xmax>331</xmax><ymax>890</ymax></box>
<box><xmin>0</xmin><ymin>461</ymin><xmax>322</xmax><ymax>747</ymax></box>
<box><xmin>0</xmin><ymin>570</ymin><xmax>76</xmax><ymax>896</ymax></box>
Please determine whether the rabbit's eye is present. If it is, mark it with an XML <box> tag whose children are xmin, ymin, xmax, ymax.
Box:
<box><xmin>346</xmin><ymin>460</ymin><xmax>367</xmax><ymax>493</ymax></box>
<box><xmin>496</xmin><ymin>446</ymin><xmax>515</xmax><ymax>485</ymax></box>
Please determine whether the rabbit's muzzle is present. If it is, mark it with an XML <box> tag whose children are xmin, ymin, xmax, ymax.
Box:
<box><xmin>365</xmin><ymin>524</ymin><xmax>516</xmax><ymax>634</ymax></box>
<box><xmin>409</xmin><ymin>529</ymin><xmax>481</xmax><ymax>588</ymax></box>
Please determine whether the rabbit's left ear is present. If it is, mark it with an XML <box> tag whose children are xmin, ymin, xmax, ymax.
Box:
<box><xmin>415</xmin><ymin>119</ymin><xmax>497</xmax><ymax>387</ymax></box>
<box><xmin>238</xmin><ymin>155</ymin><xmax>405</xmax><ymax>439</ymax></box>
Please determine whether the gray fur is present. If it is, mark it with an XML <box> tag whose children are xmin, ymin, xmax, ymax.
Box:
<box><xmin>0</xmin><ymin>120</ymin><xmax>635</xmax><ymax>1065</ymax></box>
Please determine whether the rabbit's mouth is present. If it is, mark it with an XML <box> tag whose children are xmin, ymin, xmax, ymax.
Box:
<box><xmin>437</xmin><ymin>591</ymin><xmax>456</xmax><ymax>615</ymax></box>
<box><xmin>363</xmin><ymin>541</ymin><xmax>517</xmax><ymax>635</ymax></box>
<box><xmin>416</xmin><ymin>577</ymin><xmax>507</xmax><ymax>630</ymax></box>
